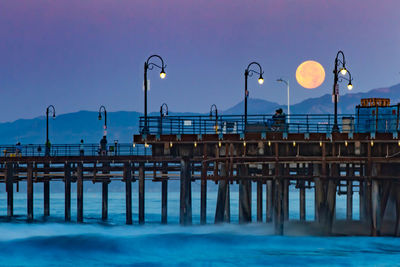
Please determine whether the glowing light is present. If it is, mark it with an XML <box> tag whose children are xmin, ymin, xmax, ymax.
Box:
<box><xmin>347</xmin><ymin>83</ymin><xmax>353</xmax><ymax>90</ymax></box>
<box><xmin>218</xmin><ymin>141</ymin><xmax>222</xmax><ymax>147</ymax></box>
<box><xmin>169</xmin><ymin>142</ymin><xmax>173</xmax><ymax>148</ymax></box>
<box><xmin>133</xmin><ymin>143</ymin><xmax>136</xmax><ymax>148</ymax></box>
<box><xmin>144</xmin><ymin>143</ymin><xmax>149</xmax><ymax>148</ymax></box>
<box><xmin>296</xmin><ymin>60</ymin><xmax>325</xmax><ymax>89</ymax></box>
<box><xmin>320</xmin><ymin>141</ymin><xmax>323</xmax><ymax>147</ymax></box>
<box><xmin>258</xmin><ymin>77</ymin><xmax>264</xmax><ymax>85</ymax></box>
<box><xmin>243</xmin><ymin>141</ymin><xmax>246</xmax><ymax>147</ymax></box>
<box><xmin>293</xmin><ymin>141</ymin><xmax>296</xmax><ymax>147</ymax></box>
<box><xmin>160</xmin><ymin>68</ymin><xmax>166</xmax><ymax>79</ymax></box>
<box><xmin>340</xmin><ymin>68</ymin><xmax>347</xmax><ymax>75</ymax></box>
<box><xmin>194</xmin><ymin>142</ymin><xmax>197</xmax><ymax>148</ymax></box>
<box><xmin>268</xmin><ymin>141</ymin><xmax>271</xmax><ymax>147</ymax></box>
<box><xmin>371</xmin><ymin>140</ymin><xmax>374</xmax><ymax>147</ymax></box>
<box><xmin>345</xmin><ymin>141</ymin><xmax>348</xmax><ymax>147</ymax></box>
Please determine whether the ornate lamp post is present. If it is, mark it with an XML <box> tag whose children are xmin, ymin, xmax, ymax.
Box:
<box><xmin>209</xmin><ymin>104</ymin><xmax>218</xmax><ymax>133</ymax></box>
<box><xmin>277</xmin><ymin>78</ymin><xmax>290</xmax><ymax>124</ymax></box>
<box><xmin>244</xmin><ymin>62</ymin><xmax>264</xmax><ymax>131</ymax></box>
<box><xmin>332</xmin><ymin>51</ymin><xmax>353</xmax><ymax>133</ymax></box>
<box><xmin>143</xmin><ymin>55</ymin><xmax>167</xmax><ymax>133</ymax></box>
<box><xmin>98</xmin><ymin>105</ymin><xmax>107</xmax><ymax>137</ymax></box>
<box><xmin>45</xmin><ymin>105</ymin><xmax>56</xmax><ymax>156</ymax></box>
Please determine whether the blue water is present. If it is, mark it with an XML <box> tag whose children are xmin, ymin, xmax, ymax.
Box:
<box><xmin>0</xmin><ymin>182</ymin><xmax>399</xmax><ymax>266</ymax></box>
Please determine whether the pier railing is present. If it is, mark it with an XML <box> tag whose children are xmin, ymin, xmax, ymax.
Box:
<box><xmin>139</xmin><ymin>113</ymin><xmax>400</xmax><ymax>135</ymax></box>
<box><xmin>0</xmin><ymin>143</ymin><xmax>150</xmax><ymax>157</ymax></box>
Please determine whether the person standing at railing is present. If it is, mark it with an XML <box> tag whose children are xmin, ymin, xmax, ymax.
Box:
<box><xmin>15</xmin><ymin>142</ymin><xmax>22</xmax><ymax>156</ymax></box>
<box><xmin>79</xmin><ymin>139</ymin><xmax>84</xmax><ymax>156</ymax></box>
<box><xmin>100</xmin><ymin>136</ymin><xmax>107</xmax><ymax>156</ymax></box>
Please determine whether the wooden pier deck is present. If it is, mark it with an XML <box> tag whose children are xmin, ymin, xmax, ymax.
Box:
<box><xmin>1</xmin><ymin>131</ymin><xmax>400</xmax><ymax>236</ymax></box>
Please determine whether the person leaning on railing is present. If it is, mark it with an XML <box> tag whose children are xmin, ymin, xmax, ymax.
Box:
<box><xmin>267</xmin><ymin>108</ymin><xmax>287</xmax><ymax>131</ymax></box>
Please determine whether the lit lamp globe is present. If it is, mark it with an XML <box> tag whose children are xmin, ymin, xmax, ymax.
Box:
<box><xmin>347</xmin><ymin>83</ymin><xmax>353</xmax><ymax>90</ymax></box>
<box><xmin>160</xmin><ymin>68</ymin><xmax>166</xmax><ymax>79</ymax></box>
<box><xmin>258</xmin><ymin>75</ymin><xmax>264</xmax><ymax>85</ymax></box>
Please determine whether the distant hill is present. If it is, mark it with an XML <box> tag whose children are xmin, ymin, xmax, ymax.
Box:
<box><xmin>225</xmin><ymin>83</ymin><xmax>400</xmax><ymax>115</ymax></box>
<box><xmin>1</xmin><ymin>83</ymin><xmax>399</xmax><ymax>144</ymax></box>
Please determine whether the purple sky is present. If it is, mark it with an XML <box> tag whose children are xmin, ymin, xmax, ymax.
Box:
<box><xmin>0</xmin><ymin>0</ymin><xmax>399</xmax><ymax>122</ymax></box>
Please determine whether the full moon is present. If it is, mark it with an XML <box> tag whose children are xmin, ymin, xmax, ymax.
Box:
<box><xmin>295</xmin><ymin>60</ymin><xmax>325</xmax><ymax>89</ymax></box>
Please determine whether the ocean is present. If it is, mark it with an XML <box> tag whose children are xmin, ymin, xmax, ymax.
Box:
<box><xmin>0</xmin><ymin>182</ymin><xmax>399</xmax><ymax>266</ymax></box>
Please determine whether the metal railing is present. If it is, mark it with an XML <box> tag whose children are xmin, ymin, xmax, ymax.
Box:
<box><xmin>0</xmin><ymin>143</ymin><xmax>151</xmax><ymax>157</ymax></box>
<box><xmin>139</xmin><ymin>113</ymin><xmax>400</xmax><ymax>135</ymax></box>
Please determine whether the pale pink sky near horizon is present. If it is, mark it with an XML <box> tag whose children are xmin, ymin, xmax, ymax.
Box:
<box><xmin>0</xmin><ymin>0</ymin><xmax>399</xmax><ymax>122</ymax></box>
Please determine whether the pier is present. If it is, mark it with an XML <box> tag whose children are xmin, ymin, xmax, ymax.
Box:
<box><xmin>1</xmin><ymin>113</ymin><xmax>400</xmax><ymax>236</ymax></box>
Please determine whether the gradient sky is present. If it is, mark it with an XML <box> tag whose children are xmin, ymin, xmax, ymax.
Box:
<box><xmin>0</xmin><ymin>0</ymin><xmax>399</xmax><ymax>122</ymax></box>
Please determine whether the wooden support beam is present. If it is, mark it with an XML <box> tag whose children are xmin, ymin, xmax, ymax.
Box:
<box><xmin>64</xmin><ymin>163</ymin><xmax>71</xmax><ymax>221</ymax></box>
<box><xmin>180</xmin><ymin>157</ymin><xmax>192</xmax><ymax>225</ymax></box>
<box><xmin>371</xmin><ymin>178</ymin><xmax>381</xmax><ymax>236</ymax></box>
<box><xmin>224</xmin><ymin>184</ymin><xmax>230</xmax><ymax>223</ymax></box>
<box><xmin>359</xmin><ymin>179</ymin><xmax>366</xmax><ymax>221</ymax></box>
<box><xmin>215</xmin><ymin>163</ymin><xmax>227</xmax><ymax>223</ymax></box>
<box><xmin>102</xmin><ymin>182</ymin><xmax>108</xmax><ymax>221</ymax></box>
<box><xmin>138</xmin><ymin>162</ymin><xmax>145</xmax><ymax>224</ymax></box>
<box><xmin>161</xmin><ymin>162</ymin><xmax>168</xmax><ymax>224</ymax></box>
<box><xmin>125</xmin><ymin>162</ymin><xmax>133</xmax><ymax>225</ymax></box>
<box><xmin>102</xmin><ymin>162</ymin><xmax>110</xmax><ymax>221</ymax></box>
<box><xmin>266</xmin><ymin>179</ymin><xmax>273</xmax><ymax>222</ymax></box>
<box><xmin>239</xmin><ymin>164</ymin><xmax>251</xmax><ymax>223</ymax></box>
<box><xmin>44</xmin><ymin>163</ymin><xmax>50</xmax><ymax>217</ymax></box>
<box><xmin>346</xmin><ymin>164</ymin><xmax>353</xmax><ymax>221</ymax></box>
<box><xmin>313</xmin><ymin>163</ymin><xmax>321</xmax><ymax>221</ymax></box>
<box><xmin>6</xmin><ymin>163</ymin><xmax>14</xmax><ymax>217</ymax></box>
<box><xmin>27</xmin><ymin>162</ymin><xmax>33</xmax><ymax>221</ymax></box>
<box><xmin>395</xmin><ymin>183</ymin><xmax>400</xmax><ymax>237</ymax></box>
<box><xmin>283</xmin><ymin>178</ymin><xmax>289</xmax><ymax>221</ymax></box>
<box><xmin>274</xmin><ymin>177</ymin><xmax>284</xmax><ymax>235</ymax></box>
<box><xmin>77</xmin><ymin>162</ymin><xmax>83</xmax><ymax>222</ymax></box>
<box><xmin>300</xmin><ymin>181</ymin><xmax>306</xmax><ymax>221</ymax></box>
<box><xmin>325</xmin><ymin>179</ymin><xmax>337</xmax><ymax>235</ymax></box>
<box><xmin>200</xmin><ymin>158</ymin><xmax>208</xmax><ymax>225</ymax></box>
<box><xmin>257</xmin><ymin>180</ymin><xmax>263</xmax><ymax>222</ymax></box>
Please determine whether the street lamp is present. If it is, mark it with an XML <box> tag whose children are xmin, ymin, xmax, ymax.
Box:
<box><xmin>332</xmin><ymin>51</ymin><xmax>353</xmax><ymax>133</ymax></box>
<box><xmin>143</xmin><ymin>54</ymin><xmax>167</xmax><ymax>133</ymax></box>
<box><xmin>277</xmin><ymin>78</ymin><xmax>290</xmax><ymax>124</ymax></box>
<box><xmin>244</xmin><ymin>62</ymin><xmax>264</xmax><ymax>131</ymax></box>
<box><xmin>160</xmin><ymin>103</ymin><xmax>169</xmax><ymax>117</ymax></box>
<box><xmin>209</xmin><ymin>104</ymin><xmax>218</xmax><ymax>133</ymax></box>
<box><xmin>98</xmin><ymin>105</ymin><xmax>107</xmax><ymax>137</ymax></box>
<box><xmin>45</xmin><ymin>105</ymin><xmax>56</xmax><ymax>156</ymax></box>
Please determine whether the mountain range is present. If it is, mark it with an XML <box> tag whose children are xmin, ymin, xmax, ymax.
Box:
<box><xmin>1</xmin><ymin>83</ymin><xmax>399</xmax><ymax>144</ymax></box>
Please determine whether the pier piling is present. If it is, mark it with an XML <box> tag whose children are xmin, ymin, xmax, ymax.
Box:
<box><xmin>180</xmin><ymin>157</ymin><xmax>192</xmax><ymax>225</ymax></box>
<box><xmin>6</xmin><ymin>163</ymin><xmax>14</xmax><ymax>217</ymax></box>
<box><xmin>64</xmin><ymin>163</ymin><xmax>71</xmax><ymax>221</ymax></box>
<box><xmin>27</xmin><ymin>162</ymin><xmax>33</xmax><ymax>221</ymax></box>
<box><xmin>125</xmin><ymin>162</ymin><xmax>133</xmax><ymax>225</ymax></box>
<box><xmin>77</xmin><ymin>162</ymin><xmax>83</xmax><ymax>223</ymax></box>
<box><xmin>44</xmin><ymin>163</ymin><xmax>50</xmax><ymax>217</ymax></box>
